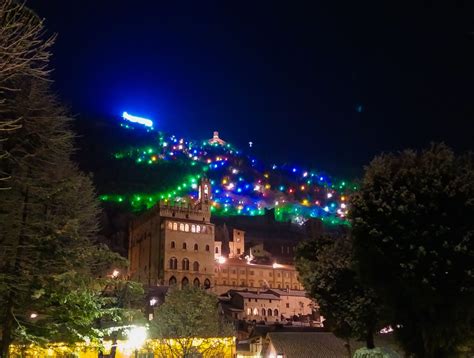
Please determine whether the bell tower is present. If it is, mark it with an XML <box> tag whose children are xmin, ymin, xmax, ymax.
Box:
<box><xmin>197</xmin><ymin>177</ymin><xmax>211</xmax><ymax>213</ymax></box>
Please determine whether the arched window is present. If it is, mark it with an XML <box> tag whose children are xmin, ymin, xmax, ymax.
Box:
<box><xmin>179</xmin><ymin>223</ymin><xmax>185</xmax><ymax>231</ymax></box>
<box><xmin>185</xmin><ymin>224</ymin><xmax>189</xmax><ymax>232</ymax></box>
<box><xmin>182</xmin><ymin>242</ymin><xmax>187</xmax><ymax>250</ymax></box>
<box><xmin>169</xmin><ymin>276</ymin><xmax>177</xmax><ymax>286</ymax></box>
<box><xmin>182</xmin><ymin>277</ymin><xmax>189</xmax><ymax>287</ymax></box>
<box><xmin>193</xmin><ymin>278</ymin><xmax>200</xmax><ymax>287</ymax></box>
<box><xmin>170</xmin><ymin>241</ymin><xmax>175</xmax><ymax>249</ymax></box>
<box><xmin>253</xmin><ymin>308</ymin><xmax>259</xmax><ymax>316</ymax></box>
<box><xmin>205</xmin><ymin>245</ymin><xmax>210</xmax><ymax>252</ymax></box>
<box><xmin>194</xmin><ymin>243</ymin><xmax>198</xmax><ymax>251</ymax></box>
<box><xmin>167</xmin><ymin>222</ymin><xmax>173</xmax><ymax>230</ymax></box>
<box><xmin>204</xmin><ymin>279</ymin><xmax>211</xmax><ymax>289</ymax></box>
<box><xmin>196</xmin><ymin>225</ymin><xmax>201</xmax><ymax>233</ymax></box>
<box><xmin>173</xmin><ymin>222</ymin><xmax>178</xmax><ymax>231</ymax></box>
<box><xmin>267</xmin><ymin>308</ymin><xmax>272</xmax><ymax>316</ymax></box>
<box><xmin>274</xmin><ymin>309</ymin><xmax>278</xmax><ymax>317</ymax></box>
<box><xmin>182</xmin><ymin>258</ymin><xmax>189</xmax><ymax>270</ymax></box>
<box><xmin>169</xmin><ymin>257</ymin><xmax>177</xmax><ymax>270</ymax></box>
<box><xmin>191</xmin><ymin>225</ymin><xmax>196</xmax><ymax>233</ymax></box>
<box><xmin>215</xmin><ymin>247</ymin><xmax>219</xmax><ymax>254</ymax></box>
<box><xmin>193</xmin><ymin>261</ymin><xmax>199</xmax><ymax>272</ymax></box>
<box><xmin>247</xmin><ymin>307</ymin><xmax>252</xmax><ymax>316</ymax></box>
<box><xmin>262</xmin><ymin>308</ymin><xmax>266</xmax><ymax>316</ymax></box>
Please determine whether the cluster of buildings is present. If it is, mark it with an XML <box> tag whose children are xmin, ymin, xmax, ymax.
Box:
<box><xmin>128</xmin><ymin>178</ymin><xmax>318</xmax><ymax>325</ymax></box>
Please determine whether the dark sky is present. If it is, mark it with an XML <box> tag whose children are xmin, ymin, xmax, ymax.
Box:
<box><xmin>28</xmin><ymin>1</ymin><xmax>474</xmax><ymax>178</ymax></box>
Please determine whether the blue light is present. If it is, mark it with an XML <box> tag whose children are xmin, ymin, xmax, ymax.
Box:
<box><xmin>122</xmin><ymin>112</ymin><xmax>153</xmax><ymax>127</ymax></box>
<box><xmin>292</xmin><ymin>168</ymin><xmax>297</xmax><ymax>173</ymax></box>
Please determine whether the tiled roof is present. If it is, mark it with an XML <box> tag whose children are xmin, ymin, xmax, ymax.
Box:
<box><xmin>236</xmin><ymin>291</ymin><xmax>280</xmax><ymax>300</ymax></box>
<box><xmin>266</xmin><ymin>332</ymin><xmax>403</xmax><ymax>358</ymax></box>
<box><xmin>267</xmin><ymin>332</ymin><xmax>357</xmax><ymax>358</ymax></box>
<box><xmin>270</xmin><ymin>289</ymin><xmax>307</xmax><ymax>297</ymax></box>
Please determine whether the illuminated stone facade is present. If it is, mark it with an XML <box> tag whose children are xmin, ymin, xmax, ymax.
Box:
<box><xmin>129</xmin><ymin>178</ymin><xmax>215</xmax><ymax>289</ymax></box>
<box><xmin>213</xmin><ymin>259</ymin><xmax>304</xmax><ymax>295</ymax></box>
<box><xmin>129</xmin><ymin>178</ymin><xmax>308</xmax><ymax>304</ymax></box>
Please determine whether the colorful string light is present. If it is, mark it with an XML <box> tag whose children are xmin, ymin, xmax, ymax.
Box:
<box><xmin>100</xmin><ymin>119</ymin><xmax>356</xmax><ymax>225</ymax></box>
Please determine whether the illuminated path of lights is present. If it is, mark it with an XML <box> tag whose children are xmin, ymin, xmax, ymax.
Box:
<box><xmin>100</xmin><ymin>116</ymin><xmax>356</xmax><ymax>226</ymax></box>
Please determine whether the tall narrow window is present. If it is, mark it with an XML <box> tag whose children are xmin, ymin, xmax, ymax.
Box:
<box><xmin>193</xmin><ymin>261</ymin><xmax>199</xmax><ymax>272</ymax></box>
<box><xmin>193</xmin><ymin>278</ymin><xmax>200</xmax><ymax>287</ymax></box>
<box><xmin>173</xmin><ymin>222</ymin><xmax>178</xmax><ymax>231</ymax></box>
<box><xmin>185</xmin><ymin>224</ymin><xmax>189</xmax><ymax>232</ymax></box>
<box><xmin>196</xmin><ymin>225</ymin><xmax>201</xmax><ymax>233</ymax></box>
<box><xmin>205</xmin><ymin>245</ymin><xmax>210</xmax><ymax>252</ymax></box>
<box><xmin>182</xmin><ymin>242</ymin><xmax>187</xmax><ymax>250</ymax></box>
<box><xmin>191</xmin><ymin>225</ymin><xmax>196</xmax><ymax>233</ymax></box>
<box><xmin>169</xmin><ymin>257</ymin><xmax>177</xmax><ymax>270</ymax></box>
<box><xmin>182</xmin><ymin>258</ymin><xmax>189</xmax><ymax>270</ymax></box>
<box><xmin>170</xmin><ymin>241</ymin><xmax>175</xmax><ymax>249</ymax></box>
<box><xmin>179</xmin><ymin>223</ymin><xmax>185</xmax><ymax>231</ymax></box>
<box><xmin>204</xmin><ymin>279</ymin><xmax>211</xmax><ymax>289</ymax></box>
<box><xmin>194</xmin><ymin>243</ymin><xmax>198</xmax><ymax>251</ymax></box>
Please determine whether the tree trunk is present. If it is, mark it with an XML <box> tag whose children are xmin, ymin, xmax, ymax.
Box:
<box><xmin>0</xmin><ymin>301</ymin><xmax>14</xmax><ymax>358</ymax></box>
<box><xmin>365</xmin><ymin>326</ymin><xmax>375</xmax><ymax>349</ymax></box>
<box><xmin>344</xmin><ymin>337</ymin><xmax>352</xmax><ymax>357</ymax></box>
<box><xmin>0</xmin><ymin>185</ymin><xmax>29</xmax><ymax>358</ymax></box>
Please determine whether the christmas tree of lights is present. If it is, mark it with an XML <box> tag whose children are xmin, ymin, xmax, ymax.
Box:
<box><xmin>100</xmin><ymin>113</ymin><xmax>356</xmax><ymax>225</ymax></box>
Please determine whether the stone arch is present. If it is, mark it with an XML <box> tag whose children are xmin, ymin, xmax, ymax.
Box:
<box><xmin>193</xmin><ymin>261</ymin><xmax>199</xmax><ymax>272</ymax></box>
<box><xmin>193</xmin><ymin>278</ymin><xmax>200</xmax><ymax>287</ymax></box>
<box><xmin>182</xmin><ymin>277</ymin><xmax>189</xmax><ymax>287</ymax></box>
<box><xmin>204</xmin><ymin>278</ymin><xmax>211</xmax><ymax>289</ymax></box>
<box><xmin>169</xmin><ymin>276</ymin><xmax>177</xmax><ymax>286</ymax></box>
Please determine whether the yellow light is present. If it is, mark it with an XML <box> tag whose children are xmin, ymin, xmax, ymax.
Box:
<box><xmin>264</xmin><ymin>184</ymin><xmax>271</xmax><ymax>189</ymax></box>
<box><xmin>264</xmin><ymin>173</ymin><xmax>269</xmax><ymax>178</ymax></box>
<box><xmin>300</xmin><ymin>185</ymin><xmax>305</xmax><ymax>190</ymax></box>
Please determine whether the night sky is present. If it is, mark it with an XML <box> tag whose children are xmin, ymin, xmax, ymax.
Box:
<box><xmin>28</xmin><ymin>1</ymin><xmax>474</xmax><ymax>178</ymax></box>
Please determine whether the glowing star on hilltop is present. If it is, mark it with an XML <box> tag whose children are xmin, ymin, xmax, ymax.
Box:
<box><xmin>208</xmin><ymin>131</ymin><xmax>226</xmax><ymax>145</ymax></box>
<box><xmin>122</xmin><ymin>112</ymin><xmax>153</xmax><ymax>127</ymax></box>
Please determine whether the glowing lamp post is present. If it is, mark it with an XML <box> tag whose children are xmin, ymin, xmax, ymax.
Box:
<box><xmin>126</xmin><ymin>326</ymin><xmax>147</xmax><ymax>357</ymax></box>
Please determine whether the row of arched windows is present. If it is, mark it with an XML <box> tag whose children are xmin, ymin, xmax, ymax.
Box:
<box><xmin>168</xmin><ymin>221</ymin><xmax>210</xmax><ymax>234</ymax></box>
<box><xmin>170</xmin><ymin>242</ymin><xmax>210</xmax><ymax>252</ymax></box>
<box><xmin>168</xmin><ymin>276</ymin><xmax>211</xmax><ymax>289</ymax></box>
<box><xmin>169</xmin><ymin>257</ymin><xmax>199</xmax><ymax>271</ymax></box>
<box><xmin>246</xmin><ymin>307</ymin><xmax>278</xmax><ymax>317</ymax></box>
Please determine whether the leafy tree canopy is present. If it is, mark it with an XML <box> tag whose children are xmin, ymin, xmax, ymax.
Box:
<box><xmin>350</xmin><ymin>143</ymin><xmax>474</xmax><ymax>357</ymax></box>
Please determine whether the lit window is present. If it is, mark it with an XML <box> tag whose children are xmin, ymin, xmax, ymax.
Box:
<box><xmin>180</xmin><ymin>223</ymin><xmax>185</xmax><ymax>231</ymax></box>
<box><xmin>191</xmin><ymin>225</ymin><xmax>196</xmax><ymax>233</ymax></box>
<box><xmin>182</xmin><ymin>258</ymin><xmax>189</xmax><ymax>270</ymax></box>
<box><xmin>247</xmin><ymin>307</ymin><xmax>252</xmax><ymax>316</ymax></box>
<box><xmin>173</xmin><ymin>222</ymin><xmax>178</xmax><ymax>231</ymax></box>
<box><xmin>253</xmin><ymin>308</ymin><xmax>258</xmax><ymax>316</ymax></box>
<box><xmin>167</xmin><ymin>222</ymin><xmax>172</xmax><ymax>230</ymax></box>
<box><xmin>196</xmin><ymin>225</ymin><xmax>201</xmax><ymax>233</ymax></box>
<box><xmin>185</xmin><ymin>224</ymin><xmax>189</xmax><ymax>232</ymax></box>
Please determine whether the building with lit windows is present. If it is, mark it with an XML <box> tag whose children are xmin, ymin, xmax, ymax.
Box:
<box><xmin>129</xmin><ymin>178</ymin><xmax>312</xmax><ymax>316</ymax></box>
<box><xmin>129</xmin><ymin>178</ymin><xmax>215</xmax><ymax>289</ymax></box>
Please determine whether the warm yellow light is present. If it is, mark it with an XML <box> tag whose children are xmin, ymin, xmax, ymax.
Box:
<box><xmin>111</xmin><ymin>269</ymin><xmax>120</xmax><ymax>278</ymax></box>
